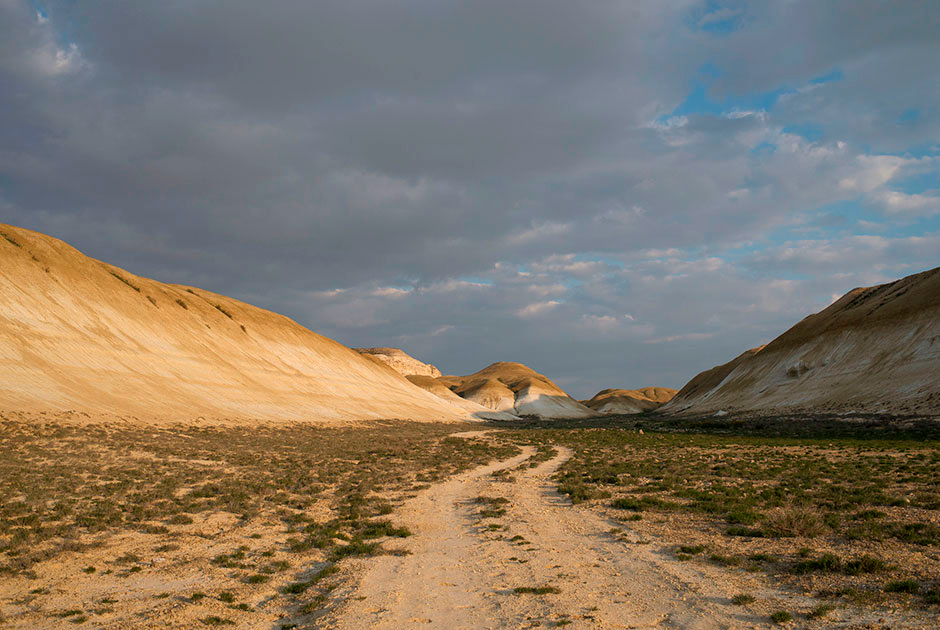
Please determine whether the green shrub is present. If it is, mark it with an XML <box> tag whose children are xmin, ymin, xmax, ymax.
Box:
<box><xmin>807</xmin><ymin>604</ymin><xmax>835</xmax><ymax>619</ymax></box>
<box><xmin>843</xmin><ymin>555</ymin><xmax>886</xmax><ymax>575</ymax></box>
<box><xmin>793</xmin><ymin>553</ymin><xmax>841</xmax><ymax>575</ymax></box>
<box><xmin>512</xmin><ymin>586</ymin><xmax>560</xmax><ymax>594</ymax></box>
<box><xmin>763</xmin><ymin>508</ymin><xmax>825</xmax><ymax>538</ymax></box>
<box><xmin>678</xmin><ymin>544</ymin><xmax>706</xmax><ymax>555</ymax></box>
<box><xmin>885</xmin><ymin>579</ymin><xmax>920</xmax><ymax>594</ymax></box>
<box><xmin>770</xmin><ymin>610</ymin><xmax>792</xmax><ymax>623</ymax></box>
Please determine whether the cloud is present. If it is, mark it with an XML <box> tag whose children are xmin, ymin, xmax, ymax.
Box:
<box><xmin>506</xmin><ymin>222</ymin><xmax>571</xmax><ymax>247</ymax></box>
<box><xmin>877</xmin><ymin>191</ymin><xmax>940</xmax><ymax>216</ymax></box>
<box><xmin>371</xmin><ymin>287</ymin><xmax>412</xmax><ymax>298</ymax></box>
<box><xmin>516</xmin><ymin>300</ymin><xmax>561</xmax><ymax>318</ymax></box>
<box><xmin>644</xmin><ymin>332</ymin><xmax>714</xmax><ymax>345</ymax></box>
<box><xmin>1</xmin><ymin>0</ymin><xmax>938</xmax><ymax>397</ymax></box>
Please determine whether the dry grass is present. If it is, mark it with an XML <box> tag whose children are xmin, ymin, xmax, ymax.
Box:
<box><xmin>498</xmin><ymin>415</ymin><xmax>940</xmax><ymax>611</ymax></box>
<box><xmin>0</xmin><ymin>418</ymin><xmax>517</xmax><ymax>627</ymax></box>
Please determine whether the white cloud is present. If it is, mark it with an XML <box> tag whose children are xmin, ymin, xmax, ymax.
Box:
<box><xmin>838</xmin><ymin>155</ymin><xmax>912</xmax><ymax>193</ymax></box>
<box><xmin>371</xmin><ymin>286</ymin><xmax>412</xmax><ymax>298</ymax></box>
<box><xmin>420</xmin><ymin>279</ymin><xmax>491</xmax><ymax>293</ymax></box>
<box><xmin>578</xmin><ymin>314</ymin><xmax>619</xmax><ymax>332</ymax></box>
<box><xmin>515</xmin><ymin>300</ymin><xmax>561</xmax><ymax>318</ymax></box>
<box><xmin>876</xmin><ymin>190</ymin><xmax>940</xmax><ymax>216</ymax></box>
<box><xmin>527</xmin><ymin>283</ymin><xmax>567</xmax><ymax>297</ymax></box>
<box><xmin>644</xmin><ymin>332</ymin><xmax>714</xmax><ymax>345</ymax></box>
<box><xmin>506</xmin><ymin>221</ymin><xmax>571</xmax><ymax>246</ymax></box>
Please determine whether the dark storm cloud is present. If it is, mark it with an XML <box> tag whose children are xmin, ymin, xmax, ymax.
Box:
<box><xmin>1</xmin><ymin>0</ymin><xmax>937</xmax><ymax>396</ymax></box>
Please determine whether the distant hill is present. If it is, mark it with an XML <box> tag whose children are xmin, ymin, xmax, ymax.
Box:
<box><xmin>0</xmin><ymin>224</ymin><xmax>467</xmax><ymax>424</ymax></box>
<box><xmin>404</xmin><ymin>374</ymin><xmax>515</xmax><ymax>420</ymax></box>
<box><xmin>438</xmin><ymin>362</ymin><xmax>595</xmax><ymax>419</ymax></box>
<box><xmin>354</xmin><ymin>347</ymin><xmax>442</xmax><ymax>377</ymax></box>
<box><xmin>663</xmin><ymin>266</ymin><xmax>940</xmax><ymax>416</ymax></box>
<box><xmin>583</xmin><ymin>387</ymin><xmax>677</xmax><ymax>415</ymax></box>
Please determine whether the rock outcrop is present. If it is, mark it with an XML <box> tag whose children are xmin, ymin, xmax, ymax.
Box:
<box><xmin>354</xmin><ymin>347</ymin><xmax>442</xmax><ymax>377</ymax></box>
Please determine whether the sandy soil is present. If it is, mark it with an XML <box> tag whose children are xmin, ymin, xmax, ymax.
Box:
<box><xmin>322</xmin><ymin>435</ymin><xmax>936</xmax><ymax>629</ymax></box>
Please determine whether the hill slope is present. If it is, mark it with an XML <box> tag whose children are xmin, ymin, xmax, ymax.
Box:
<box><xmin>0</xmin><ymin>224</ymin><xmax>467</xmax><ymax>423</ymax></box>
<box><xmin>438</xmin><ymin>362</ymin><xmax>595</xmax><ymax>419</ymax></box>
<box><xmin>663</xmin><ymin>267</ymin><xmax>940</xmax><ymax>416</ymax></box>
<box><xmin>404</xmin><ymin>375</ymin><xmax>516</xmax><ymax>420</ymax></box>
<box><xmin>583</xmin><ymin>387</ymin><xmax>678</xmax><ymax>415</ymax></box>
<box><xmin>355</xmin><ymin>347</ymin><xmax>442</xmax><ymax>377</ymax></box>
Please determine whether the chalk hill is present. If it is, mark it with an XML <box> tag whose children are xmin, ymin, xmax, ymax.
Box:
<box><xmin>438</xmin><ymin>362</ymin><xmax>595</xmax><ymax>419</ymax></box>
<box><xmin>583</xmin><ymin>387</ymin><xmax>678</xmax><ymax>415</ymax></box>
<box><xmin>403</xmin><ymin>375</ymin><xmax>517</xmax><ymax>420</ymax></box>
<box><xmin>355</xmin><ymin>347</ymin><xmax>442</xmax><ymax>378</ymax></box>
<box><xmin>0</xmin><ymin>224</ymin><xmax>467</xmax><ymax>423</ymax></box>
<box><xmin>663</xmin><ymin>266</ymin><xmax>940</xmax><ymax>416</ymax></box>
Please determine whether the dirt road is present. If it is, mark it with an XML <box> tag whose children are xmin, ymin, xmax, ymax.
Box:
<box><xmin>323</xmin><ymin>438</ymin><xmax>929</xmax><ymax>629</ymax></box>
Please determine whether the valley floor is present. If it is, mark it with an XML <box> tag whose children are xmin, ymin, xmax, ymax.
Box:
<box><xmin>1</xmin><ymin>417</ymin><xmax>939</xmax><ymax>628</ymax></box>
<box><xmin>322</xmin><ymin>433</ymin><xmax>933</xmax><ymax>629</ymax></box>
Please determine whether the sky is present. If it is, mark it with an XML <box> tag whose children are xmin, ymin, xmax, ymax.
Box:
<box><xmin>1</xmin><ymin>1</ymin><xmax>938</xmax><ymax>398</ymax></box>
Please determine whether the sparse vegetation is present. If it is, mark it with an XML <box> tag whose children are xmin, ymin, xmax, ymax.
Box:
<box><xmin>512</xmin><ymin>585</ymin><xmax>561</xmax><ymax>595</ymax></box>
<box><xmin>0</xmin><ymin>421</ymin><xmax>522</xmax><ymax>626</ymax></box>
<box><xmin>4</xmin><ymin>412</ymin><xmax>940</xmax><ymax>625</ymax></box>
<box><xmin>807</xmin><ymin>603</ymin><xmax>836</xmax><ymax>619</ymax></box>
<box><xmin>176</xmin><ymin>298</ymin><xmax>188</xmax><ymax>309</ymax></box>
<box><xmin>678</xmin><ymin>544</ymin><xmax>706</xmax><ymax>555</ymax></box>
<box><xmin>924</xmin><ymin>588</ymin><xmax>940</xmax><ymax>605</ymax></box>
<box><xmin>770</xmin><ymin>610</ymin><xmax>792</xmax><ymax>623</ymax></box>
<box><xmin>109</xmin><ymin>271</ymin><xmax>141</xmax><ymax>292</ymax></box>
<box><xmin>885</xmin><ymin>578</ymin><xmax>920</xmax><ymax>593</ymax></box>
<box><xmin>494</xmin><ymin>415</ymin><xmax>940</xmax><ymax>609</ymax></box>
<box><xmin>214</xmin><ymin>304</ymin><xmax>233</xmax><ymax>319</ymax></box>
<box><xmin>1</xmin><ymin>232</ymin><xmax>22</xmax><ymax>247</ymax></box>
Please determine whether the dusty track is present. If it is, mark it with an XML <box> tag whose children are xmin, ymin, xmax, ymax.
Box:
<box><xmin>325</xmin><ymin>437</ymin><xmax>842</xmax><ymax>629</ymax></box>
<box><xmin>323</xmin><ymin>434</ymin><xmax>940</xmax><ymax>628</ymax></box>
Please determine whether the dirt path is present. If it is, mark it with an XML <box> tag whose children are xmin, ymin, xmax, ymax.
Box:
<box><xmin>323</xmin><ymin>439</ymin><xmax>927</xmax><ymax>629</ymax></box>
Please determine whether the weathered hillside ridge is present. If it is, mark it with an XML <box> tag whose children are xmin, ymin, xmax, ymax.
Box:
<box><xmin>583</xmin><ymin>387</ymin><xmax>678</xmax><ymax>415</ymax></box>
<box><xmin>404</xmin><ymin>374</ymin><xmax>517</xmax><ymax>420</ymax></box>
<box><xmin>664</xmin><ymin>266</ymin><xmax>940</xmax><ymax>416</ymax></box>
<box><xmin>355</xmin><ymin>347</ymin><xmax>442</xmax><ymax>377</ymax></box>
<box><xmin>438</xmin><ymin>362</ymin><xmax>595</xmax><ymax>419</ymax></box>
<box><xmin>0</xmin><ymin>224</ymin><xmax>468</xmax><ymax>424</ymax></box>
<box><xmin>354</xmin><ymin>349</ymin><xmax>593</xmax><ymax>420</ymax></box>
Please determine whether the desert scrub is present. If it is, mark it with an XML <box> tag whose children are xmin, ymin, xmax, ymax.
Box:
<box><xmin>885</xmin><ymin>578</ymin><xmax>920</xmax><ymax>593</ymax></box>
<box><xmin>108</xmin><ymin>271</ymin><xmax>141</xmax><ymax>292</ymax></box>
<box><xmin>495</xmin><ymin>416</ymin><xmax>940</xmax><ymax>603</ymax></box>
<box><xmin>474</xmin><ymin>497</ymin><xmax>509</xmax><ymax>519</ymax></box>
<box><xmin>0</xmin><ymin>420</ymin><xmax>517</xmax><ymax>575</ymax></box>
<box><xmin>807</xmin><ymin>604</ymin><xmax>836</xmax><ymax>619</ymax></box>
<box><xmin>512</xmin><ymin>585</ymin><xmax>561</xmax><ymax>595</ymax></box>
<box><xmin>1</xmin><ymin>231</ymin><xmax>22</xmax><ymax>247</ymax></box>
<box><xmin>770</xmin><ymin>610</ymin><xmax>792</xmax><ymax>623</ymax></box>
